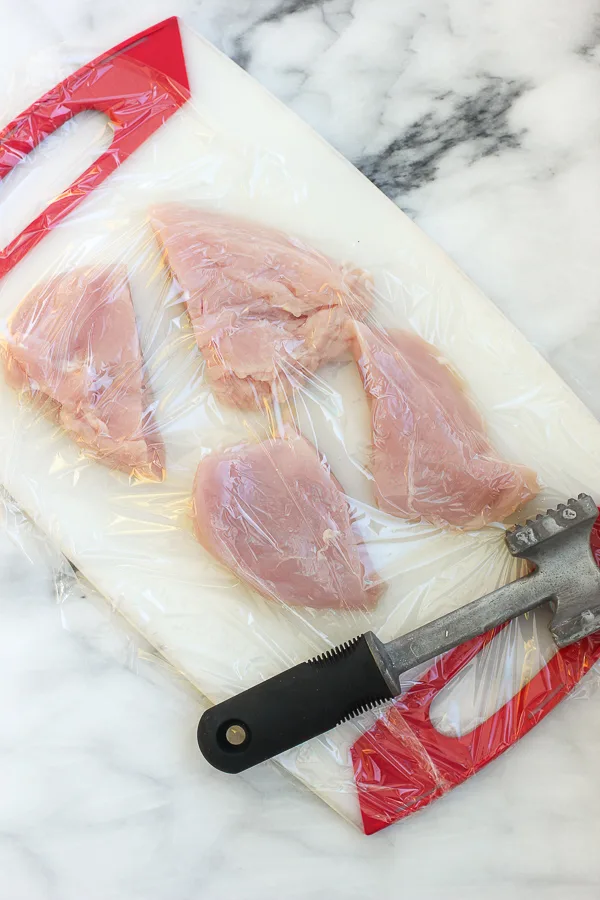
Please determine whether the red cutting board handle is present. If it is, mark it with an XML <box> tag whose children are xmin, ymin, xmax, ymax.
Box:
<box><xmin>352</xmin><ymin>511</ymin><xmax>600</xmax><ymax>834</ymax></box>
<box><xmin>0</xmin><ymin>17</ymin><xmax>190</xmax><ymax>279</ymax></box>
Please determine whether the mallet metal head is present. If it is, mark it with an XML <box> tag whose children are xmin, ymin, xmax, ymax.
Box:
<box><xmin>505</xmin><ymin>494</ymin><xmax>600</xmax><ymax>647</ymax></box>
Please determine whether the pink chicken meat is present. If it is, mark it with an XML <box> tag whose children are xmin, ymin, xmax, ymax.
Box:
<box><xmin>193</xmin><ymin>432</ymin><xmax>381</xmax><ymax>609</ymax></box>
<box><xmin>351</xmin><ymin>323</ymin><xmax>539</xmax><ymax>529</ymax></box>
<box><xmin>4</xmin><ymin>267</ymin><xmax>164</xmax><ymax>480</ymax></box>
<box><xmin>151</xmin><ymin>204</ymin><xmax>372</xmax><ymax>409</ymax></box>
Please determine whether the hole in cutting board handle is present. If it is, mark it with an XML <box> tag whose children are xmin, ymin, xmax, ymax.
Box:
<box><xmin>429</xmin><ymin>605</ymin><xmax>557</xmax><ymax>737</ymax></box>
<box><xmin>0</xmin><ymin>111</ymin><xmax>112</xmax><ymax>256</ymax></box>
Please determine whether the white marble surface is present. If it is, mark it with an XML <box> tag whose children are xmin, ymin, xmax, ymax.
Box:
<box><xmin>2</xmin><ymin>1</ymin><xmax>600</xmax><ymax>897</ymax></box>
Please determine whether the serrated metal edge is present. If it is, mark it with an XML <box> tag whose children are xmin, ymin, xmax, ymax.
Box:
<box><xmin>507</xmin><ymin>494</ymin><xmax>593</xmax><ymax>537</ymax></box>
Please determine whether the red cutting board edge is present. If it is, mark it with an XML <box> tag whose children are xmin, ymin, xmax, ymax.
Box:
<box><xmin>351</xmin><ymin>513</ymin><xmax>600</xmax><ymax>834</ymax></box>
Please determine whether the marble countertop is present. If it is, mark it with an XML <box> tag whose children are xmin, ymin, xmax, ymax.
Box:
<box><xmin>2</xmin><ymin>2</ymin><xmax>600</xmax><ymax>897</ymax></box>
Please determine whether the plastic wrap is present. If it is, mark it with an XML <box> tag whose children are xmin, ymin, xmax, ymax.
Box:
<box><xmin>2</xmin><ymin>18</ymin><xmax>600</xmax><ymax>833</ymax></box>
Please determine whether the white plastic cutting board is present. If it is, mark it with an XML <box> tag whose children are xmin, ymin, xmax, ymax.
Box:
<box><xmin>2</xmin><ymin>23</ymin><xmax>600</xmax><ymax>827</ymax></box>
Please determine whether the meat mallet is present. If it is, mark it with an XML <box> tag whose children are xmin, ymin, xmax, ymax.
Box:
<box><xmin>198</xmin><ymin>494</ymin><xmax>600</xmax><ymax>773</ymax></box>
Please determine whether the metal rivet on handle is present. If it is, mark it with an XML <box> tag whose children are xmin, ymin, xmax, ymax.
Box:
<box><xmin>225</xmin><ymin>724</ymin><xmax>248</xmax><ymax>746</ymax></box>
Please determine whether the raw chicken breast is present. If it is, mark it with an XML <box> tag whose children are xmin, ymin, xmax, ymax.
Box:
<box><xmin>351</xmin><ymin>323</ymin><xmax>539</xmax><ymax>529</ymax></box>
<box><xmin>151</xmin><ymin>204</ymin><xmax>372</xmax><ymax>409</ymax></box>
<box><xmin>193</xmin><ymin>432</ymin><xmax>381</xmax><ymax>609</ymax></box>
<box><xmin>3</xmin><ymin>267</ymin><xmax>164</xmax><ymax>480</ymax></box>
